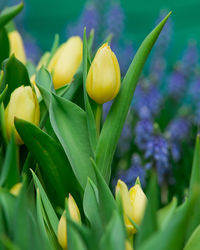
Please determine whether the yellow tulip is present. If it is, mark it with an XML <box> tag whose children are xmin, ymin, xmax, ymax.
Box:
<box><xmin>10</xmin><ymin>183</ymin><xmax>22</xmax><ymax>196</ymax></box>
<box><xmin>116</xmin><ymin>180</ymin><xmax>147</xmax><ymax>235</ymax></box>
<box><xmin>125</xmin><ymin>240</ymin><xmax>133</xmax><ymax>250</ymax></box>
<box><xmin>57</xmin><ymin>195</ymin><xmax>81</xmax><ymax>249</ymax></box>
<box><xmin>48</xmin><ymin>36</ymin><xmax>83</xmax><ymax>89</ymax></box>
<box><xmin>8</xmin><ymin>30</ymin><xmax>26</xmax><ymax>64</ymax></box>
<box><xmin>86</xmin><ymin>43</ymin><xmax>121</xmax><ymax>104</ymax></box>
<box><xmin>5</xmin><ymin>86</ymin><xmax>40</xmax><ymax>145</ymax></box>
<box><xmin>30</xmin><ymin>74</ymin><xmax>41</xmax><ymax>99</ymax></box>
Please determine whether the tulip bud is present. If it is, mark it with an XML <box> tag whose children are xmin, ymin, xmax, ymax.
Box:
<box><xmin>68</xmin><ymin>194</ymin><xmax>81</xmax><ymax>223</ymax></box>
<box><xmin>116</xmin><ymin>180</ymin><xmax>147</xmax><ymax>234</ymax></box>
<box><xmin>48</xmin><ymin>36</ymin><xmax>83</xmax><ymax>89</ymax></box>
<box><xmin>8</xmin><ymin>30</ymin><xmax>26</xmax><ymax>64</ymax></box>
<box><xmin>86</xmin><ymin>43</ymin><xmax>121</xmax><ymax>104</ymax></box>
<box><xmin>10</xmin><ymin>183</ymin><xmax>22</xmax><ymax>196</ymax></box>
<box><xmin>5</xmin><ymin>86</ymin><xmax>40</xmax><ymax>144</ymax></box>
<box><xmin>125</xmin><ymin>240</ymin><xmax>133</xmax><ymax>250</ymax></box>
<box><xmin>57</xmin><ymin>211</ymin><xmax>67</xmax><ymax>250</ymax></box>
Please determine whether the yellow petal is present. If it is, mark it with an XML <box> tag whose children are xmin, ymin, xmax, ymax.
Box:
<box><xmin>68</xmin><ymin>194</ymin><xmax>81</xmax><ymax>223</ymax></box>
<box><xmin>10</xmin><ymin>183</ymin><xmax>22</xmax><ymax>196</ymax></box>
<box><xmin>57</xmin><ymin>211</ymin><xmax>67</xmax><ymax>249</ymax></box>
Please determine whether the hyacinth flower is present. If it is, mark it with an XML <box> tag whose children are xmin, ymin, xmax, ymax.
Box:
<box><xmin>113</xmin><ymin>154</ymin><xmax>146</xmax><ymax>189</ymax></box>
<box><xmin>105</xmin><ymin>3</ymin><xmax>124</xmax><ymax>43</ymax></box>
<box><xmin>145</xmin><ymin>133</ymin><xmax>170</xmax><ymax>183</ymax></box>
<box><xmin>167</xmin><ymin>64</ymin><xmax>187</xmax><ymax>100</ymax></box>
<box><xmin>116</xmin><ymin>179</ymin><xmax>147</xmax><ymax>235</ymax></box>
<box><xmin>133</xmin><ymin>83</ymin><xmax>163</xmax><ymax>119</ymax></box>
<box><xmin>135</xmin><ymin>118</ymin><xmax>154</xmax><ymax>151</ymax></box>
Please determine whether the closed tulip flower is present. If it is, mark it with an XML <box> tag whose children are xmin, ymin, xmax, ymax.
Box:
<box><xmin>10</xmin><ymin>183</ymin><xmax>22</xmax><ymax>196</ymax></box>
<box><xmin>5</xmin><ymin>86</ymin><xmax>40</xmax><ymax>145</ymax></box>
<box><xmin>48</xmin><ymin>36</ymin><xmax>83</xmax><ymax>89</ymax></box>
<box><xmin>86</xmin><ymin>43</ymin><xmax>121</xmax><ymax>104</ymax></box>
<box><xmin>8</xmin><ymin>30</ymin><xmax>26</xmax><ymax>64</ymax></box>
<box><xmin>57</xmin><ymin>195</ymin><xmax>81</xmax><ymax>249</ymax></box>
<box><xmin>116</xmin><ymin>180</ymin><xmax>147</xmax><ymax>235</ymax></box>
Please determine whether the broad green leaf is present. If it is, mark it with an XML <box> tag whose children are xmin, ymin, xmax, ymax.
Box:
<box><xmin>0</xmin><ymin>103</ymin><xmax>7</xmax><ymax>143</ymax></box>
<box><xmin>100</xmin><ymin>211</ymin><xmax>126</xmax><ymax>250</ymax></box>
<box><xmin>157</xmin><ymin>197</ymin><xmax>177</xmax><ymax>230</ymax></box>
<box><xmin>0</xmin><ymin>84</ymin><xmax>8</xmax><ymax>105</ymax></box>
<box><xmin>0</xmin><ymin>28</ymin><xmax>9</xmax><ymax>68</ymax></box>
<box><xmin>186</xmin><ymin>134</ymin><xmax>200</xmax><ymax>239</ymax></box>
<box><xmin>13</xmin><ymin>181</ymin><xmax>29</xmax><ymax>250</ymax></box>
<box><xmin>15</xmin><ymin>118</ymin><xmax>81</xmax><ymax>206</ymax></box>
<box><xmin>0</xmin><ymin>3</ymin><xmax>23</xmax><ymax>29</ymax></box>
<box><xmin>184</xmin><ymin>224</ymin><xmax>200</xmax><ymax>250</ymax></box>
<box><xmin>136</xmin><ymin>172</ymin><xmax>159</xmax><ymax>247</ymax></box>
<box><xmin>96</xmin><ymin>12</ymin><xmax>172</xmax><ymax>182</ymax></box>
<box><xmin>49</xmin><ymin>94</ymin><xmax>96</xmax><ymax>189</ymax></box>
<box><xmin>36</xmin><ymin>189</ymin><xmax>57</xmax><ymax>249</ymax></box>
<box><xmin>83</xmin><ymin>178</ymin><xmax>103</xmax><ymax>237</ymax></box>
<box><xmin>189</xmin><ymin>134</ymin><xmax>200</xmax><ymax>195</ymax></box>
<box><xmin>0</xmin><ymin>55</ymin><xmax>31</xmax><ymax>106</ymax></box>
<box><xmin>31</xmin><ymin>170</ymin><xmax>59</xmax><ymax>235</ymax></box>
<box><xmin>36</xmin><ymin>67</ymin><xmax>54</xmax><ymax>108</ymax></box>
<box><xmin>138</xmin><ymin>187</ymin><xmax>198</xmax><ymax>250</ymax></box>
<box><xmin>62</xmin><ymin>70</ymin><xmax>83</xmax><ymax>101</ymax></box>
<box><xmin>82</xmin><ymin>29</ymin><xmax>97</xmax><ymax>152</ymax></box>
<box><xmin>0</xmin><ymin>133</ymin><xmax>20</xmax><ymax>188</ymax></box>
<box><xmin>92</xmin><ymin>160</ymin><xmax>117</xmax><ymax>226</ymax></box>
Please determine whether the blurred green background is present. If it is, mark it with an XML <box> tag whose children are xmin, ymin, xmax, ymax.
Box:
<box><xmin>2</xmin><ymin>0</ymin><xmax>200</xmax><ymax>63</ymax></box>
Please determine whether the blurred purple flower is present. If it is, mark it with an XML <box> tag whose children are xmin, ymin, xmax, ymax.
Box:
<box><xmin>105</xmin><ymin>3</ymin><xmax>124</xmax><ymax>43</ymax></box>
<box><xmin>145</xmin><ymin>135</ymin><xmax>170</xmax><ymax>181</ymax></box>
<box><xmin>113</xmin><ymin>154</ymin><xmax>146</xmax><ymax>189</ymax></box>
<box><xmin>166</xmin><ymin>117</ymin><xmax>190</xmax><ymax>142</ymax></box>
<box><xmin>167</xmin><ymin>67</ymin><xmax>186</xmax><ymax>99</ymax></box>
<box><xmin>117</xmin><ymin>121</ymin><xmax>132</xmax><ymax>157</ymax></box>
<box><xmin>67</xmin><ymin>4</ymin><xmax>99</xmax><ymax>38</ymax></box>
<box><xmin>134</xmin><ymin>84</ymin><xmax>163</xmax><ymax>119</ymax></box>
<box><xmin>135</xmin><ymin>119</ymin><xmax>154</xmax><ymax>150</ymax></box>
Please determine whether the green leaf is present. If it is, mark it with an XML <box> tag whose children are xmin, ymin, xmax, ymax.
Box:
<box><xmin>83</xmin><ymin>178</ymin><xmax>103</xmax><ymax>237</ymax></box>
<box><xmin>36</xmin><ymin>67</ymin><xmax>54</xmax><ymax>108</ymax></box>
<box><xmin>189</xmin><ymin>134</ymin><xmax>200</xmax><ymax>196</ymax></box>
<box><xmin>136</xmin><ymin>172</ymin><xmax>159</xmax><ymax>247</ymax></box>
<box><xmin>138</xmin><ymin>187</ymin><xmax>199</xmax><ymax>250</ymax></box>
<box><xmin>0</xmin><ymin>28</ymin><xmax>9</xmax><ymax>68</ymax></box>
<box><xmin>0</xmin><ymin>133</ymin><xmax>20</xmax><ymax>188</ymax></box>
<box><xmin>186</xmin><ymin>134</ymin><xmax>200</xmax><ymax>239</ymax></box>
<box><xmin>15</xmin><ymin>118</ymin><xmax>81</xmax><ymax>206</ymax></box>
<box><xmin>49</xmin><ymin>94</ymin><xmax>96</xmax><ymax>189</ymax></box>
<box><xmin>0</xmin><ymin>103</ymin><xmax>7</xmax><ymax>144</ymax></box>
<box><xmin>0</xmin><ymin>84</ymin><xmax>8</xmax><ymax>105</ymax></box>
<box><xmin>100</xmin><ymin>211</ymin><xmax>126</xmax><ymax>250</ymax></box>
<box><xmin>0</xmin><ymin>3</ymin><xmax>23</xmax><ymax>29</ymax></box>
<box><xmin>31</xmin><ymin>170</ymin><xmax>59</xmax><ymax>236</ymax></box>
<box><xmin>0</xmin><ymin>55</ymin><xmax>31</xmax><ymax>107</ymax></box>
<box><xmin>82</xmin><ymin>28</ymin><xmax>97</xmax><ymax>152</ymax></box>
<box><xmin>96</xmin><ymin>12</ymin><xmax>172</xmax><ymax>182</ymax></box>
<box><xmin>157</xmin><ymin>197</ymin><xmax>177</xmax><ymax>230</ymax></box>
<box><xmin>91</xmin><ymin>160</ymin><xmax>117</xmax><ymax>226</ymax></box>
<box><xmin>184</xmin><ymin>224</ymin><xmax>200</xmax><ymax>250</ymax></box>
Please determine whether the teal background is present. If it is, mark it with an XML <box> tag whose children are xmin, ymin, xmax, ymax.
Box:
<box><xmin>15</xmin><ymin>0</ymin><xmax>200</xmax><ymax>60</ymax></box>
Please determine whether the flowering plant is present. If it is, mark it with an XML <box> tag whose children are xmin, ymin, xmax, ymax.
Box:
<box><xmin>0</xmin><ymin>3</ymin><xmax>200</xmax><ymax>250</ymax></box>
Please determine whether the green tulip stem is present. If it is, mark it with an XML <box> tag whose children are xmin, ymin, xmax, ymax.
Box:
<box><xmin>96</xmin><ymin>104</ymin><xmax>102</xmax><ymax>138</ymax></box>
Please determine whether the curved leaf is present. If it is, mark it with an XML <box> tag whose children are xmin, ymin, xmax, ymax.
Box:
<box><xmin>15</xmin><ymin>118</ymin><xmax>81</xmax><ymax>206</ymax></box>
<box><xmin>49</xmin><ymin>94</ymin><xmax>96</xmax><ymax>189</ymax></box>
<box><xmin>96</xmin><ymin>12</ymin><xmax>172</xmax><ymax>182</ymax></box>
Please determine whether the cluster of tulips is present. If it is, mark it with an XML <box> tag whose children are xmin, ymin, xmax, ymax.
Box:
<box><xmin>1</xmin><ymin>3</ymin><xmax>200</xmax><ymax>250</ymax></box>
